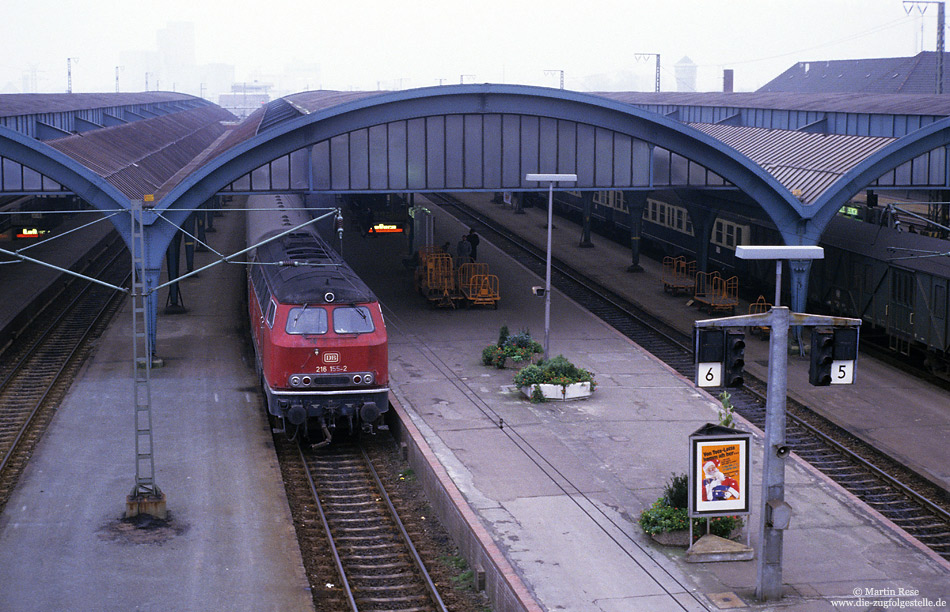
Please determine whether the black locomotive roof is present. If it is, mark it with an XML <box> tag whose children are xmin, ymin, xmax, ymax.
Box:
<box><xmin>255</xmin><ymin>230</ymin><xmax>378</xmax><ymax>305</ymax></box>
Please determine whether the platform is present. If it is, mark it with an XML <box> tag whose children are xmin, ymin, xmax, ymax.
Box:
<box><xmin>0</xmin><ymin>205</ymin><xmax>314</xmax><ymax>612</ymax></box>
<box><xmin>0</xmin><ymin>212</ymin><xmax>116</xmax><ymax>349</ymax></box>
<box><xmin>451</xmin><ymin>192</ymin><xmax>950</xmax><ymax>495</ymax></box>
<box><xmin>350</xmin><ymin>199</ymin><xmax>950</xmax><ymax>610</ymax></box>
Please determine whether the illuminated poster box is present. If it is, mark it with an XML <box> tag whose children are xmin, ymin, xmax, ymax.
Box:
<box><xmin>688</xmin><ymin>424</ymin><xmax>752</xmax><ymax>517</ymax></box>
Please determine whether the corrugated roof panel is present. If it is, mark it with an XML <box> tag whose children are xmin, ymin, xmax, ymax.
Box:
<box><xmin>48</xmin><ymin>105</ymin><xmax>232</xmax><ymax>199</ymax></box>
<box><xmin>598</xmin><ymin>90</ymin><xmax>950</xmax><ymax>117</ymax></box>
<box><xmin>690</xmin><ymin>123</ymin><xmax>895</xmax><ymax>203</ymax></box>
<box><xmin>0</xmin><ymin>92</ymin><xmax>202</xmax><ymax>117</ymax></box>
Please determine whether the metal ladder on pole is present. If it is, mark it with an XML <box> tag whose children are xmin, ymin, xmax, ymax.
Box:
<box><xmin>127</xmin><ymin>199</ymin><xmax>165</xmax><ymax>517</ymax></box>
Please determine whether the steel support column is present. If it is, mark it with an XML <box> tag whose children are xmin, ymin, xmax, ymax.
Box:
<box><xmin>579</xmin><ymin>191</ymin><xmax>594</xmax><ymax>248</ymax></box>
<box><xmin>624</xmin><ymin>191</ymin><xmax>647</xmax><ymax>272</ymax></box>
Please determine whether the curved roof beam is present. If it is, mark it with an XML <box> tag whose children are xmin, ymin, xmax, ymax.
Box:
<box><xmin>809</xmin><ymin>115</ymin><xmax>950</xmax><ymax>240</ymax></box>
<box><xmin>0</xmin><ymin>125</ymin><xmax>130</xmax><ymax>216</ymax></box>
<box><xmin>160</xmin><ymin>84</ymin><xmax>806</xmax><ymax>244</ymax></box>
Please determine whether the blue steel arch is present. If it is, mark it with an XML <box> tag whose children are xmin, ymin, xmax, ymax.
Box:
<box><xmin>0</xmin><ymin>125</ymin><xmax>131</xmax><ymax>217</ymax></box>
<box><xmin>809</xmin><ymin>115</ymin><xmax>950</xmax><ymax>240</ymax></box>
<box><xmin>156</xmin><ymin>84</ymin><xmax>807</xmax><ymax>255</ymax></box>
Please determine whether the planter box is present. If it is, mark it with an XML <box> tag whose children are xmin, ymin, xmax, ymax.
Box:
<box><xmin>651</xmin><ymin>529</ymin><xmax>691</xmax><ymax>547</ymax></box>
<box><xmin>520</xmin><ymin>382</ymin><xmax>592</xmax><ymax>401</ymax></box>
<box><xmin>651</xmin><ymin>527</ymin><xmax>744</xmax><ymax>548</ymax></box>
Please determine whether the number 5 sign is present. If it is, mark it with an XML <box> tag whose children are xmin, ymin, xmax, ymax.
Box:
<box><xmin>831</xmin><ymin>360</ymin><xmax>854</xmax><ymax>384</ymax></box>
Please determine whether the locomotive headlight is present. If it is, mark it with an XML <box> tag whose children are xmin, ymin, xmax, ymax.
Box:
<box><xmin>363</xmin><ymin>373</ymin><xmax>374</xmax><ymax>385</ymax></box>
<box><xmin>290</xmin><ymin>375</ymin><xmax>301</xmax><ymax>387</ymax></box>
<box><xmin>352</xmin><ymin>374</ymin><xmax>363</xmax><ymax>384</ymax></box>
<box><xmin>302</xmin><ymin>376</ymin><xmax>312</xmax><ymax>386</ymax></box>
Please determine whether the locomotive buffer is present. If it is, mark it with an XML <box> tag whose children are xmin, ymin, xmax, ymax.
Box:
<box><xmin>693</xmin><ymin>245</ymin><xmax>861</xmax><ymax>602</ymax></box>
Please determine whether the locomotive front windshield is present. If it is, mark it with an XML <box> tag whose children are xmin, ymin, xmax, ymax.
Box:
<box><xmin>333</xmin><ymin>306</ymin><xmax>375</xmax><ymax>334</ymax></box>
<box><xmin>286</xmin><ymin>306</ymin><xmax>329</xmax><ymax>335</ymax></box>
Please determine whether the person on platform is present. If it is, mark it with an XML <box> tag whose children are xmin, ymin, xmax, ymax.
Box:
<box><xmin>466</xmin><ymin>228</ymin><xmax>480</xmax><ymax>261</ymax></box>
<box><xmin>456</xmin><ymin>235</ymin><xmax>473</xmax><ymax>264</ymax></box>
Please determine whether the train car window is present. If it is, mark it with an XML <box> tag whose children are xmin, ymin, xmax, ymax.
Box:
<box><xmin>715</xmin><ymin>220</ymin><xmax>724</xmax><ymax>245</ymax></box>
<box><xmin>265</xmin><ymin>300</ymin><xmax>277</xmax><ymax>328</ymax></box>
<box><xmin>934</xmin><ymin>285</ymin><xmax>947</xmax><ymax>319</ymax></box>
<box><xmin>251</xmin><ymin>266</ymin><xmax>268</xmax><ymax>307</ymax></box>
<box><xmin>891</xmin><ymin>269</ymin><xmax>914</xmax><ymax>306</ymax></box>
<box><xmin>333</xmin><ymin>306</ymin><xmax>376</xmax><ymax>334</ymax></box>
<box><xmin>286</xmin><ymin>306</ymin><xmax>328</xmax><ymax>334</ymax></box>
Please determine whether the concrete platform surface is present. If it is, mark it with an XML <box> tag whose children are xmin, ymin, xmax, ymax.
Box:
<box><xmin>454</xmin><ymin>192</ymin><xmax>950</xmax><ymax>495</ymax></box>
<box><xmin>349</xmin><ymin>200</ymin><xmax>950</xmax><ymax>611</ymax></box>
<box><xmin>0</xmin><ymin>207</ymin><xmax>314</xmax><ymax>612</ymax></box>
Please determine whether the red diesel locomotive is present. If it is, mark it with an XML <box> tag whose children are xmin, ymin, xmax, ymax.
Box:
<box><xmin>246</xmin><ymin>194</ymin><xmax>389</xmax><ymax>445</ymax></box>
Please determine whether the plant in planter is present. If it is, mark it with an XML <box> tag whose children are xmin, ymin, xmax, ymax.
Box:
<box><xmin>513</xmin><ymin>355</ymin><xmax>596</xmax><ymax>402</ymax></box>
<box><xmin>481</xmin><ymin>327</ymin><xmax>543</xmax><ymax>369</ymax></box>
<box><xmin>638</xmin><ymin>473</ymin><xmax>743</xmax><ymax>546</ymax></box>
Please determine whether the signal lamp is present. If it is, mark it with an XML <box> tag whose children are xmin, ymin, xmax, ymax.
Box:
<box><xmin>809</xmin><ymin>329</ymin><xmax>835</xmax><ymax>386</ymax></box>
<box><xmin>724</xmin><ymin>330</ymin><xmax>746</xmax><ymax>388</ymax></box>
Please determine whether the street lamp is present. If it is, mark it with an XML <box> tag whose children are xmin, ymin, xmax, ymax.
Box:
<box><xmin>526</xmin><ymin>173</ymin><xmax>577</xmax><ymax>360</ymax></box>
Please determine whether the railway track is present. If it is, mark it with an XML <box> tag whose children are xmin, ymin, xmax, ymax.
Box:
<box><xmin>430</xmin><ymin>192</ymin><xmax>950</xmax><ymax>562</ymax></box>
<box><xmin>0</xmin><ymin>234</ymin><xmax>129</xmax><ymax>512</ymax></box>
<box><xmin>276</xmin><ymin>436</ymin><xmax>451</xmax><ymax>612</ymax></box>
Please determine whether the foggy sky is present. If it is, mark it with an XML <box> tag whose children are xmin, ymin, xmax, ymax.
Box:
<box><xmin>0</xmin><ymin>0</ymin><xmax>937</xmax><ymax>98</ymax></box>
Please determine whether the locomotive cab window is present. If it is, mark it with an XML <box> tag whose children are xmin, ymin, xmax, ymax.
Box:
<box><xmin>333</xmin><ymin>306</ymin><xmax>376</xmax><ymax>334</ymax></box>
<box><xmin>265</xmin><ymin>300</ymin><xmax>277</xmax><ymax>328</ymax></box>
<box><xmin>286</xmin><ymin>306</ymin><xmax>329</xmax><ymax>335</ymax></box>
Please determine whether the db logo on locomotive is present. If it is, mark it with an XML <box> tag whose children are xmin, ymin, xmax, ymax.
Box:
<box><xmin>322</xmin><ymin>352</ymin><xmax>341</xmax><ymax>364</ymax></box>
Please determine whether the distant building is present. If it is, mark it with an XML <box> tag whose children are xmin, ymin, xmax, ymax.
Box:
<box><xmin>675</xmin><ymin>56</ymin><xmax>697</xmax><ymax>92</ymax></box>
<box><xmin>758</xmin><ymin>51</ymin><xmax>950</xmax><ymax>94</ymax></box>
<box><xmin>219</xmin><ymin>82</ymin><xmax>271</xmax><ymax>119</ymax></box>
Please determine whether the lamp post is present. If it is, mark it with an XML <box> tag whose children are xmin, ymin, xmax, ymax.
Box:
<box><xmin>734</xmin><ymin>244</ymin><xmax>824</xmax><ymax>601</ymax></box>
<box><xmin>526</xmin><ymin>173</ymin><xmax>577</xmax><ymax>360</ymax></box>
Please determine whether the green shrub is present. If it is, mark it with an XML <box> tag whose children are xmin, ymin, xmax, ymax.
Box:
<box><xmin>638</xmin><ymin>499</ymin><xmax>689</xmax><ymax>535</ymax></box>
<box><xmin>639</xmin><ymin>475</ymin><xmax>744</xmax><ymax>540</ymax></box>
<box><xmin>513</xmin><ymin>355</ymin><xmax>595</xmax><ymax>388</ymax></box>
<box><xmin>497</xmin><ymin>325</ymin><xmax>510</xmax><ymax>347</ymax></box>
<box><xmin>530</xmin><ymin>384</ymin><xmax>545</xmax><ymax>403</ymax></box>
<box><xmin>662</xmin><ymin>473</ymin><xmax>689</xmax><ymax>509</ymax></box>
<box><xmin>481</xmin><ymin>327</ymin><xmax>543</xmax><ymax>369</ymax></box>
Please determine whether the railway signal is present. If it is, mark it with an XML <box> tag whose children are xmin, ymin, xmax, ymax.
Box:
<box><xmin>694</xmin><ymin>328</ymin><xmax>745</xmax><ymax>388</ymax></box>
<box><xmin>809</xmin><ymin>327</ymin><xmax>859</xmax><ymax>386</ymax></box>
<box><xmin>724</xmin><ymin>331</ymin><xmax>746</xmax><ymax>387</ymax></box>
<box><xmin>695</xmin><ymin>328</ymin><xmax>725</xmax><ymax>387</ymax></box>
<box><xmin>694</xmin><ymin>301</ymin><xmax>860</xmax><ymax>602</ymax></box>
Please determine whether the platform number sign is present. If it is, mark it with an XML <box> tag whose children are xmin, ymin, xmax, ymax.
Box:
<box><xmin>810</xmin><ymin>327</ymin><xmax>859</xmax><ymax>386</ymax></box>
<box><xmin>698</xmin><ymin>362</ymin><xmax>723</xmax><ymax>387</ymax></box>
<box><xmin>831</xmin><ymin>360</ymin><xmax>854</xmax><ymax>384</ymax></box>
<box><xmin>695</xmin><ymin>329</ymin><xmax>724</xmax><ymax>388</ymax></box>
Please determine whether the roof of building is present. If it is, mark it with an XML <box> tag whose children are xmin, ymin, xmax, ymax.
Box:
<box><xmin>757</xmin><ymin>51</ymin><xmax>950</xmax><ymax>95</ymax></box>
<box><xmin>47</xmin><ymin>105</ymin><xmax>234</xmax><ymax>200</ymax></box>
<box><xmin>597</xmin><ymin>90</ymin><xmax>950</xmax><ymax>116</ymax></box>
<box><xmin>689</xmin><ymin>123</ymin><xmax>894</xmax><ymax>203</ymax></box>
<box><xmin>0</xmin><ymin>92</ymin><xmax>202</xmax><ymax>117</ymax></box>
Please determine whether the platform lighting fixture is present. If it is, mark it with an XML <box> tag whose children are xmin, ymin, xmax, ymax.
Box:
<box><xmin>526</xmin><ymin>173</ymin><xmax>578</xmax><ymax>360</ymax></box>
<box><xmin>735</xmin><ymin>245</ymin><xmax>823</xmax><ymax>307</ymax></box>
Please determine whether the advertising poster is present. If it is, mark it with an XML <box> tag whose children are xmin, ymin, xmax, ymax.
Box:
<box><xmin>692</xmin><ymin>437</ymin><xmax>750</xmax><ymax>515</ymax></box>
